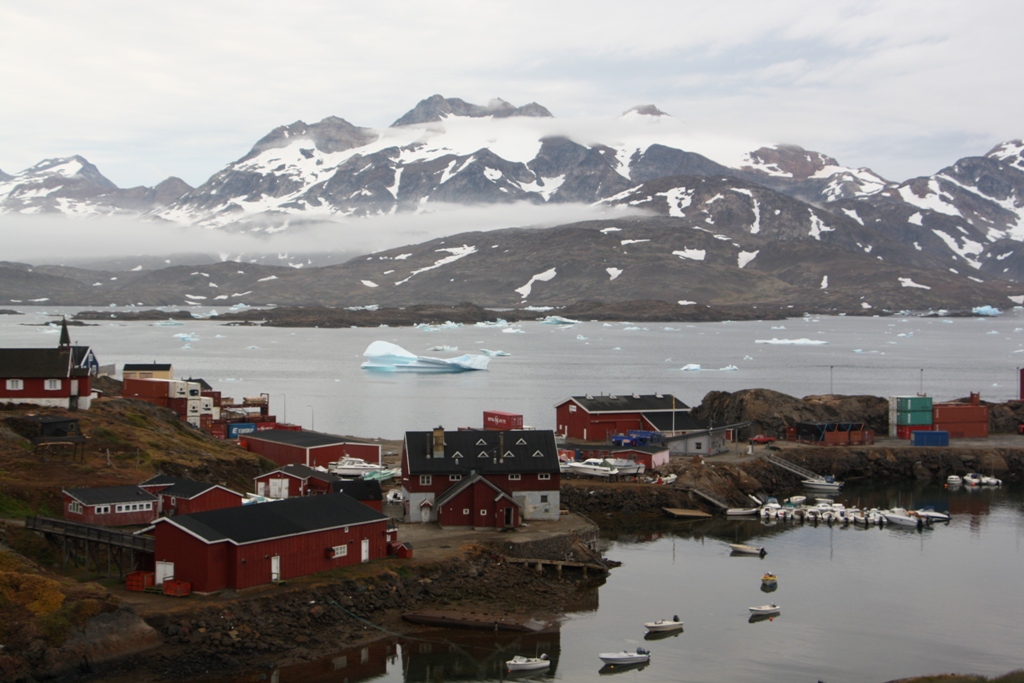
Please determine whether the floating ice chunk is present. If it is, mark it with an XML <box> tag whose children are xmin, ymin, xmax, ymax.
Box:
<box><xmin>427</xmin><ymin>345</ymin><xmax>459</xmax><ymax>351</ymax></box>
<box><xmin>502</xmin><ymin>327</ymin><xmax>525</xmax><ymax>334</ymax></box>
<box><xmin>852</xmin><ymin>349</ymin><xmax>881</xmax><ymax>354</ymax></box>
<box><xmin>541</xmin><ymin>315</ymin><xmax>580</xmax><ymax>325</ymax></box>
<box><xmin>771</xmin><ymin>325</ymin><xmax>786</xmax><ymax>330</ymax></box>
<box><xmin>623</xmin><ymin>326</ymin><xmax>642</xmax><ymax>331</ymax></box>
<box><xmin>682</xmin><ymin>363</ymin><xmax>739</xmax><ymax>372</ymax></box>
<box><xmin>612</xmin><ymin>347</ymin><xmax>621</xmax><ymax>351</ymax></box>
<box><xmin>246</xmin><ymin>345</ymin><xmax>260</xmax><ymax>350</ymax></box>
<box><xmin>361</xmin><ymin>341</ymin><xmax>489</xmax><ymax>373</ymax></box>
<box><xmin>973</xmin><ymin>305</ymin><xmax>1001</xmax><ymax>316</ymax></box>
<box><xmin>173</xmin><ymin>333</ymin><xmax>199</xmax><ymax>342</ymax></box>
<box><xmin>682</xmin><ymin>363</ymin><xmax>702</xmax><ymax>371</ymax></box>
<box><xmin>662</xmin><ymin>327</ymin><xmax>679</xmax><ymax>331</ymax></box>
<box><xmin>475</xmin><ymin>319</ymin><xmax>508</xmax><ymax>328</ymax></box>
<box><xmin>480</xmin><ymin>349</ymin><xmax>510</xmax><ymax>357</ymax></box>
<box><xmin>603</xmin><ymin>323</ymin><xmax>614</xmax><ymax>327</ymax></box>
<box><xmin>755</xmin><ymin>338</ymin><xmax>828</xmax><ymax>345</ymax></box>
<box><xmin>743</xmin><ymin>355</ymin><xmax>754</xmax><ymax>361</ymax></box>
<box><xmin>577</xmin><ymin>335</ymin><xmax>588</xmax><ymax>340</ymax></box>
<box><xmin>986</xmin><ymin>330</ymin><xmax>999</xmax><ymax>335</ymax></box>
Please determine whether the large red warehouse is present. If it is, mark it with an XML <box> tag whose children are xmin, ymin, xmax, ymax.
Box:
<box><xmin>239</xmin><ymin>430</ymin><xmax>381</xmax><ymax>468</ymax></box>
<box><xmin>148</xmin><ymin>493</ymin><xmax>391</xmax><ymax>593</ymax></box>
<box><xmin>555</xmin><ymin>393</ymin><xmax>693</xmax><ymax>442</ymax></box>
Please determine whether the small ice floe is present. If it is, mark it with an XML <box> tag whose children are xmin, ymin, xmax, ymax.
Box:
<box><xmin>682</xmin><ymin>364</ymin><xmax>739</xmax><ymax>372</ymax></box>
<box><xmin>480</xmin><ymin>349</ymin><xmax>510</xmax><ymax>357</ymax></box>
<box><xmin>682</xmin><ymin>364</ymin><xmax>702</xmax><ymax>371</ymax></box>
<box><xmin>623</xmin><ymin>326</ymin><xmax>643</xmax><ymax>331</ymax></box>
<box><xmin>973</xmin><ymin>305</ymin><xmax>1001</xmax><ymax>316</ymax></box>
<box><xmin>427</xmin><ymin>345</ymin><xmax>458</xmax><ymax>352</ymax></box>
<box><xmin>246</xmin><ymin>345</ymin><xmax>260</xmax><ymax>350</ymax></box>
<box><xmin>755</xmin><ymin>338</ymin><xmax>828</xmax><ymax>345</ymax></box>
<box><xmin>155</xmin><ymin>319</ymin><xmax>184</xmax><ymax>326</ymax></box>
<box><xmin>181</xmin><ymin>344</ymin><xmax>191</xmax><ymax>350</ymax></box>
<box><xmin>612</xmin><ymin>347</ymin><xmax>622</xmax><ymax>351</ymax></box>
<box><xmin>577</xmin><ymin>335</ymin><xmax>588</xmax><ymax>341</ymax></box>
<box><xmin>743</xmin><ymin>355</ymin><xmax>754</xmax><ymax>361</ymax></box>
<box><xmin>475</xmin><ymin>319</ymin><xmax>508</xmax><ymax>328</ymax></box>
<box><xmin>603</xmin><ymin>323</ymin><xmax>614</xmax><ymax>327</ymax></box>
<box><xmin>853</xmin><ymin>349</ymin><xmax>881</xmax><ymax>354</ymax></box>
<box><xmin>215</xmin><ymin>334</ymin><xmax>226</xmax><ymax>338</ymax></box>
<box><xmin>986</xmin><ymin>330</ymin><xmax>999</xmax><ymax>335</ymax></box>
<box><xmin>540</xmin><ymin>315</ymin><xmax>580</xmax><ymax>325</ymax></box>
<box><xmin>663</xmin><ymin>327</ymin><xmax>679</xmax><ymax>331</ymax></box>
<box><xmin>361</xmin><ymin>341</ymin><xmax>489</xmax><ymax>373</ymax></box>
<box><xmin>502</xmin><ymin>327</ymin><xmax>525</xmax><ymax>334</ymax></box>
<box><xmin>173</xmin><ymin>333</ymin><xmax>199</xmax><ymax>342</ymax></box>
<box><xmin>771</xmin><ymin>326</ymin><xmax>786</xmax><ymax>330</ymax></box>
<box><xmin>896</xmin><ymin>332</ymin><xmax>914</xmax><ymax>338</ymax></box>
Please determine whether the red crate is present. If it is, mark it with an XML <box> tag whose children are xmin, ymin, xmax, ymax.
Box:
<box><xmin>896</xmin><ymin>424</ymin><xmax>932</xmax><ymax>439</ymax></box>
<box><xmin>125</xmin><ymin>571</ymin><xmax>155</xmax><ymax>592</ymax></box>
<box><xmin>162</xmin><ymin>579</ymin><xmax>191</xmax><ymax>597</ymax></box>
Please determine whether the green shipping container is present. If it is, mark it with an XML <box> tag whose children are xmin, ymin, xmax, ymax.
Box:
<box><xmin>897</xmin><ymin>410</ymin><xmax>933</xmax><ymax>426</ymax></box>
<box><xmin>895</xmin><ymin>396</ymin><xmax>933</xmax><ymax>412</ymax></box>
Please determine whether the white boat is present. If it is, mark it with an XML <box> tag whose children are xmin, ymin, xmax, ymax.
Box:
<box><xmin>361</xmin><ymin>467</ymin><xmax>400</xmax><ymax>482</ymax></box>
<box><xmin>726</xmin><ymin>507</ymin><xmax>760</xmax><ymax>516</ymax></box>
<box><xmin>981</xmin><ymin>475</ymin><xmax>1003</xmax><ymax>486</ymax></box>
<box><xmin>963</xmin><ymin>473</ymin><xmax>983</xmax><ymax>486</ymax></box>
<box><xmin>644</xmin><ymin>616</ymin><xmax>683</xmax><ymax>632</ymax></box>
<box><xmin>328</xmin><ymin>457</ymin><xmax>386</xmax><ymax>477</ymax></box>
<box><xmin>946</xmin><ymin>474</ymin><xmax>962</xmax><ymax>486</ymax></box>
<box><xmin>785</xmin><ymin>495</ymin><xmax>807</xmax><ymax>505</ymax></box>
<box><xmin>385</xmin><ymin>490</ymin><xmax>404</xmax><ymax>504</ymax></box>
<box><xmin>567</xmin><ymin>458</ymin><xmax>619</xmax><ymax>478</ymax></box>
<box><xmin>506</xmin><ymin>654</ymin><xmax>550</xmax><ymax>672</ymax></box>
<box><xmin>729</xmin><ymin>543</ymin><xmax>766</xmax><ymax>556</ymax></box>
<box><xmin>802</xmin><ymin>475</ymin><xmax>843</xmax><ymax>492</ymax></box>
<box><xmin>915</xmin><ymin>507</ymin><xmax>950</xmax><ymax>522</ymax></box>
<box><xmin>883</xmin><ymin>507</ymin><xmax>927</xmax><ymax>528</ymax></box>
<box><xmin>603</xmin><ymin>458</ymin><xmax>645</xmax><ymax>476</ymax></box>
<box><xmin>599</xmin><ymin>648</ymin><xmax>650</xmax><ymax>666</ymax></box>
<box><xmin>748</xmin><ymin>604</ymin><xmax>781</xmax><ymax>616</ymax></box>
<box><xmin>659</xmin><ymin>473</ymin><xmax>678</xmax><ymax>485</ymax></box>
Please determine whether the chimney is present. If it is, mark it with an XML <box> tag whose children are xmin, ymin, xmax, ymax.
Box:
<box><xmin>432</xmin><ymin>426</ymin><xmax>445</xmax><ymax>458</ymax></box>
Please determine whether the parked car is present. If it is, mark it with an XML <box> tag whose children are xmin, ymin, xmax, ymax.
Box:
<box><xmin>749</xmin><ymin>434</ymin><xmax>776</xmax><ymax>445</ymax></box>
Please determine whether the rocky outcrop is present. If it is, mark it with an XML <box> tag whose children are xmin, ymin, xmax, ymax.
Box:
<box><xmin>694</xmin><ymin>389</ymin><xmax>890</xmax><ymax>435</ymax></box>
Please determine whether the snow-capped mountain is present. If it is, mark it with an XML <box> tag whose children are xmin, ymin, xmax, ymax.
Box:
<box><xmin>0</xmin><ymin>156</ymin><xmax>191</xmax><ymax>216</ymax></box>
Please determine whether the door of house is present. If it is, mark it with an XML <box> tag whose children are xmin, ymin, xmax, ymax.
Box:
<box><xmin>504</xmin><ymin>507</ymin><xmax>513</xmax><ymax>527</ymax></box>
<box><xmin>256</xmin><ymin>481</ymin><xmax>266</xmax><ymax>497</ymax></box>
<box><xmin>155</xmin><ymin>561</ymin><xmax>174</xmax><ymax>585</ymax></box>
<box><xmin>420</xmin><ymin>504</ymin><xmax>430</xmax><ymax>524</ymax></box>
<box><xmin>270</xmin><ymin>556</ymin><xmax>281</xmax><ymax>582</ymax></box>
<box><xmin>269</xmin><ymin>478</ymin><xmax>288</xmax><ymax>499</ymax></box>
<box><xmin>361</xmin><ymin>538</ymin><xmax>370</xmax><ymax>563</ymax></box>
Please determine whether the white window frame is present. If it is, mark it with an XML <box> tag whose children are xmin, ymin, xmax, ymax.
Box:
<box><xmin>449</xmin><ymin>474</ymin><xmax>462</xmax><ymax>482</ymax></box>
<box><xmin>463</xmin><ymin>508</ymin><xmax>470</xmax><ymax>515</ymax></box>
<box><xmin>419</xmin><ymin>475</ymin><xmax>432</xmax><ymax>486</ymax></box>
<box><xmin>5</xmin><ymin>379</ymin><xmax>23</xmax><ymax>391</ymax></box>
<box><xmin>96</xmin><ymin>505</ymin><xmax>109</xmax><ymax>514</ymax></box>
<box><xmin>44</xmin><ymin>379</ymin><xmax>62</xmax><ymax>391</ymax></box>
<box><xmin>539</xmin><ymin>473</ymin><xmax>551</xmax><ymax>481</ymax></box>
<box><xmin>480</xmin><ymin>509</ymin><xmax>487</xmax><ymax>517</ymax></box>
<box><xmin>509</xmin><ymin>473</ymin><xmax>521</xmax><ymax>481</ymax></box>
<box><xmin>69</xmin><ymin>501</ymin><xmax>82</xmax><ymax>514</ymax></box>
<box><xmin>332</xmin><ymin>544</ymin><xmax>348</xmax><ymax>558</ymax></box>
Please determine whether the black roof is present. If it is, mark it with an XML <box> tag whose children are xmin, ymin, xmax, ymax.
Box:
<box><xmin>159</xmin><ymin>492</ymin><xmax>387</xmax><ymax>545</ymax></box>
<box><xmin>242</xmin><ymin>429</ymin><xmax>365</xmax><ymax>449</ymax></box>
<box><xmin>566</xmin><ymin>393</ymin><xmax>688</xmax><ymax>413</ymax></box>
<box><xmin>123</xmin><ymin>363</ymin><xmax>172</xmax><ymax>372</ymax></box>
<box><xmin>64</xmin><ymin>486</ymin><xmax>157</xmax><ymax>506</ymax></box>
<box><xmin>264</xmin><ymin>463</ymin><xmax>340</xmax><ymax>484</ymax></box>
<box><xmin>404</xmin><ymin>429</ymin><xmax>559</xmax><ymax>475</ymax></box>
<box><xmin>330</xmin><ymin>478</ymin><xmax>383</xmax><ymax>501</ymax></box>
<box><xmin>643</xmin><ymin>411</ymin><xmax>708</xmax><ymax>432</ymax></box>
<box><xmin>139</xmin><ymin>475</ymin><xmax>235</xmax><ymax>500</ymax></box>
<box><xmin>0</xmin><ymin>347</ymin><xmax>91</xmax><ymax>378</ymax></box>
<box><xmin>185</xmin><ymin>377</ymin><xmax>214</xmax><ymax>391</ymax></box>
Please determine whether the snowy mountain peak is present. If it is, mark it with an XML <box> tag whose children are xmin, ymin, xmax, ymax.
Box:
<box><xmin>741</xmin><ymin>145</ymin><xmax>840</xmax><ymax>180</ymax></box>
<box><xmin>391</xmin><ymin>94</ymin><xmax>553</xmax><ymax>127</ymax></box>
<box><xmin>246</xmin><ymin>116</ymin><xmax>378</xmax><ymax>159</ymax></box>
<box><xmin>622</xmin><ymin>104</ymin><xmax>669</xmax><ymax>118</ymax></box>
<box><xmin>986</xmin><ymin>139</ymin><xmax>1024</xmax><ymax>170</ymax></box>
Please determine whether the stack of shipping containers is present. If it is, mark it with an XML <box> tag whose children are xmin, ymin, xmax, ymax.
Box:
<box><xmin>890</xmin><ymin>395</ymin><xmax>933</xmax><ymax>439</ymax></box>
<box><xmin>932</xmin><ymin>393</ymin><xmax>989</xmax><ymax>438</ymax></box>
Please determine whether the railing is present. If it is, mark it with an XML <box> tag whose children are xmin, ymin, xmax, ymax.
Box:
<box><xmin>764</xmin><ymin>453</ymin><xmax>824</xmax><ymax>481</ymax></box>
<box><xmin>26</xmin><ymin>516</ymin><xmax>155</xmax><ymax>552</ymax></box>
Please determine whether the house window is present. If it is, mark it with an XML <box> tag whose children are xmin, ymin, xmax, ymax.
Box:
<box><xmin>539</xmin><ymin>473</ymin><xmax>551</xmax><ymax>481</ymax></box>
<box><xmin>5</xmin><ymin>379</ymin><xmax>23</xmax><ymax>391</ymax></box>
<box><xmin>509</xmin><ymin>474</ymin><xmax>521</xmax><ymax>481</ymax></box>
<box><xmin>695</xmin><ymin>442</ymin><xmax>703</xmax><ymax>451</ymax></box>
<box><xmin>419</xmin><ymin>475</ymin><xmax>432</xmax><ymax>486</ymax></box>
<box><xmin>44</xmin><ymin>379</ymin><xmax>62</xmax><ymax>391</ymax></box>
<box><xmin>96</xmin><ymin>505</ymin><xmax>109</xmax><ymax>514</ymax></box>
<box><xmin>463</xmin><ymin>508</ymin><xmax>470</xmax><ymax>515</ymax></box>
<box><xmin>569</xmin><ymin>405</ymin><xmax>577</xmax><ymax>413</ymax></box>
<box><xmin>69</xmin><ymin>501</ymin><xmax>82</xmax><ymax>514</ymax></box>
<box><xmin>332</xmin><ymin>544</ymin><xmax>348</xmax><ymax>558</ymax></box>
<box><xmin>480</xmin><ymin>509</ymin><xmax>487</xmax><ymax>516</ymax></box>
<box><xmin>449</xmin><ymin>474</ymin><xmax>462</xmax><ymax>482</ymax></box>
<box><xmin>540</xmin><ymin>495</ymin><xmax>549</xmax><ymax>503</ymax></box>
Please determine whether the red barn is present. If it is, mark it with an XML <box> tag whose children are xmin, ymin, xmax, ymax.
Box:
<box><xmin>138</xmin><ymin>475</ymin><xmax>244</xmax><ymax>516</ymax></box>
<box><xmin>63</xmin><ymin>486</ymin><xmax>158</xmax><ymax>527</ymax></box>
<box><xmin>0</xmin><ymin>319</ymin><xmax>98</xmax><ymax>410</ymax></box>
<box><xmin>401</xmin><ymin>428</ymin><xmax>560</xmax><ymax>528</ymax></box>
<box><xmin>613</xmin><ymin>444</ymin><xmax>670</xmax><ymax>471</ymax></box>
<box><xmin>555</xmin><ymin>393</ymin><xmax>693</xmax><ymax>441</ymax></box>
<box><xmin>147</xmin><ymin>493</ymin><xmax>391</xmax><ymax>592</ymax></box>
<box><xmin>240</xmin><ymin>430</ymin><xmax>381</xmax><ymax>468</ymax></box>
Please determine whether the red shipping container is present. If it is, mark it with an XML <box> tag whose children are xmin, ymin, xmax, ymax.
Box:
<box><xmin>125</xmin><ymin>571</ymin><xmax>155</xmax><ymax>592</ymax></box>
<box><xmin>168</xmin><ymin>397</ymin><xmax>189</xmax><ymax>416</ymax></box>
<box><xmin>824</xmin><ymin>430</ymin><xmax>849</xmax><ymax>445</ymax></box>
<box><xmin>273</xmin><ymin>423</ymin><xmax>303</xmax><ymax>431</ymax></box>
<box><xmin>162</xmin><ymin>579</ymin><xmax>191</xmax><ymax>597</ymax></box>
<box><xmin>932</xmin><ymin>404</ymin><xmax>988</xmax><ymax>424</ymax></box>
<box><xmin>932</xmin><ymin>421</ymin><xmax>988</xmax><ymax>438</ymax></box>
<box><xmin>210</xmin><ymin>423</ymin><xmax>227</xmax><ymax>439</ymax></box>
<box><xmin>123</xmin><ymin>378</ymin><xmax>172</xmax><ymax>398</ymax></box>
<box><xmin>483</xmin><ymin>410</ymin><xmax>524</xmax><ymax>430</ymax></box>
<box><xmin>201</xmin><ymin>390</ymin><xmax>222</xmax><ymax>407</ymax></box>
<box><xmin>896</xmin><ymin>424</ymin><xmax>932</xmax><ymax>439</ymax></box>
<box><xmin>256</xmin><ymin>422</ymin><xmax>277</xmax><ymax>431</ymax></box>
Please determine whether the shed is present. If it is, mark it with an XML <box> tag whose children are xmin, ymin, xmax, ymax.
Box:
<box><xmin>554</xmin><ymin>393</ymin><xmax>693</xmax><ymax>441</ymax></box>
<box><xmin>63</xmin><ymin>486</ymin><xmax>158</xmax><ymax>526</ymax></box>
<box><xmin>240</xmin><ymin>430</ymin><xmax>381</xmax><ymax>469</ymax></box>
<box><xmin>138</xmin><ymin>475</ymin><xmax>244</xmax><ymax>516</ymax></box>
<box><xmin>254</xmin><ymin>463</ymin><xmax>341</xmax><ymax>499</ymax></box>
<box><xmin>612</xmin><ymin>444</ymin><xmax>670</xmax><ymax>470</ymax></box>
<box><xmin>148</xmin><ymin>493</ymin><xmax>391</xmax><ymax>592</ymax></box>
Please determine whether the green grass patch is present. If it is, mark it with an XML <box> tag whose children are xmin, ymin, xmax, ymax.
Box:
<box><xmin>0</xmin><ymin>492</ymin><xmax>37</xmax><ymax>518</ymax></box>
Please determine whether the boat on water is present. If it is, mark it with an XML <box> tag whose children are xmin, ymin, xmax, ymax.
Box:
<box><xmin>729</xmin><ymin>543</ymin><xmax>766</xmax><ymax>557</ymax></box>
<box><xmin>883</xmin><ymin>508</ymin><xmax>928</xmax><ymax>528</ymax></box>
<box><xmin>963</xmin><ymin>472</ymin><xmax>983</xmax><ymax>486</ymax></box>
<box><xmin>506</xmin><ymin>654</ymin><xmax>550</xmax><ymax>672</ymax></box>
<box><xmin>329</xmin><ymin>457</ymin><xmax>386</xmax><ymax>477</ymax></box>
<box><xmin>644</xmin><ymin>616</ymin><xmax>683</xmax><ymax>632</ymax></box>
<box><xmin>946</xmin><ymin>474</ymin><xmax>962</xmax><ymax>487</ymax></box>
<box><xmin>749</xmin><ymin>604</ymin><xmax>781</xmax><ymax>616</ymax></box>
<box><xmin>567</xmin><ymin>458</ymin><xmax>619</xmax><ymax>478</ymax></box>
<box><xmin>761</xmin><ymin>572</ymin><xmax>777</xmax><ymax>586</ymax></box>
<box><xmin>915</xmin><ymin>507</ymin><xmax>951</xmax><ymax>523</ymax></box>
<box><xmin>726</xmin><ymin>507</ymin><xmax>760</xmax><ymax>516</ymax></box>
<box><xmin>785</xmin><ymin>495</ymin><xmax>807</xmax><ymax>505</ymax></box>
<box><xmin>599</xmin><ymin>648</ymin><xmax>650</xmax><ymax>666</ymax></box>
<box><xmin>981</xmin><ymin>475</ymin><xmax>1003</xmax><ymax>486</ymax></box>
<box><xmin>802</xmin><ymin>475</ymin><xmax>843</xmax><ymax>492</ymax></box>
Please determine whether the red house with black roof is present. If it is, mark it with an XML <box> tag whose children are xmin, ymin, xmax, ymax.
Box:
<box><xmin>0</xmin><ymin>319</ymin><xmax>98</xmax><ymax>410</ymax></box>
<box><xmin>239</xmin><ymin>430</ymin><xmax>381</xmax><ymax>469</ymax></box>
<box><xmin>401</xmin><ymin>427</ymin><xmax>560</xmax><ymax>529</ymax></box>
<box><xmin>555</xmin><ymin>393</ymin><xmax>697</xmax><ymax>441</ymax></box>
<box><xmin>147</xmin><ymin>493</ymin><xmax>391</xmax><ymax>592</ymax></box>
<box><xmin>138</xmin><ymin>474</ymin><xmax>244</xmax><ymax>516</ymax></box>
<box><xmin>63</xmin><ymin>485</ymin><xmax>158</xmax><ymax>526</ymax></box>
<box><xmin>253</xmin><ymin>465</ymin><xmax>383</xmax><ymax>511</ymax></box>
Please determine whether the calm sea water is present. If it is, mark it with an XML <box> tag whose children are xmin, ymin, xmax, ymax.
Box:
<box><xmin>3</xmin><ymin>307</ymin><xmax>1024</xmax><ymax>439</ymax></box>
<box><xmin>3</xmin><ymin>308</ymin><xmax>1022</xmax><ymax>681</ymax></box>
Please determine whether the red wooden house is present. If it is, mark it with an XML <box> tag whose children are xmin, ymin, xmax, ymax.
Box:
<box><xmin>0</xmin><ymin>319</ymin><xmax>98</xmax><ymax>410</ymax></box>
<box><xmin>240</xmin><ymin>430</ymin><xmax>381</xmax><ymax>469</ymax></box>
<box><xmin>147</xmin><ymin>493</ymin><xmax>391</xmax><ymax>592</ymax></box>
<box><xmin>253</xmin><ymin>465</ymin><xmax>384</xmax><ymax>512</ymax></box>
<box><xmin>138</xmin><ymin>475</ymin><xmax>244</xmax><ymax>516</ymax></box>
<box><xmin>401</xmin><ymin>428</ymin><xmax>560</xmax><ymax>529</ymax></box>
<box><xmin>554</xmin><ymin>393</ymin><xmax>693</xmax><ymax>441</ymax></box>
<box><xmin>63</xmin><ymin>486</ymin><xmax>158</xmax><ymax>526</ymax></box>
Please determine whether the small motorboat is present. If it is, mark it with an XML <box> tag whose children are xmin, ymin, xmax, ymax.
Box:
<box><xmin>385</xmin><ymin>489</ymin><xmax>404</xmax><ymax>504</ymax></box>
<box><xmin>981</xmin><ymin>475</ymin><xmax>1003</xmax><ymax>487</ymax></box>
<box><xmin>946</xmin><ymin>474</ymin><xmax>962</xmax><ymax>487</ymax></box>
<box><xmin>761</xmin><ymin>572</ymin><xmax>777</xmax><ymax>586</ymax></box>
<box><xmin>644</xmin><ymin>616</ymin><xmax>683</xmax><ymax>633</ymax></box>
<box><xmin>786</xmin><ymin>495</ymin><xmax>807</xmax><ymax>505</ymax></box>
<box><xmin>567</xmin><ymin>458</ymin><xmax>619</xmax><ymax>478</ymax></box>
<box><xmin>506</xmin><ymin>654</ymin><xmax>550</xmax><ymax>672</ymax></box>
<box><xmin>802</xmin><ymin>475</ymin><xmax>843</xmax><ymax>492</ymax></box>
<box><xmin>599</xmin><ymin>648</ymin><xmax>650</xmax><ymax>666</ymax></box>
<box><xmin>963</xmin><ymin>473</ymin><xmax>983</xmax><ymax>487</ymax></box>
<box><xmin>883</xmin><ymin>508</ymin><xmax>928</xmax><ymax>528</ymax></box>
<box><xmin>748</xmin><ymin>604</ymin><xmax>781</xmax><ymax>616</ymax></box>
<box><xmin>729</xmin><ymin>543</ymin><xmax>766</xmax><ymax>557</ymax></box>
<box><xmin>915</xmin><ymin>507</ymin><xmax>950</xmax><ymax>523</ymax></box>
<box><xmin>726</xmin><ymin>507</ymin><xmax>760</xmax><ymax>516</ymax></box>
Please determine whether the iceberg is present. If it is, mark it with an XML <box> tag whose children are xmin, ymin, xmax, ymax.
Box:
<box><xmin>973</xmin><ymin>305</ymin><xmax>1001</xmax><ymax>316</ymax></box>
<box><xmin>361</xmin><ymin>341</ymin><xmax>490</xmax><ymax>373</ymax></box>
<box><xmin>480</xmin><ymin>349</ymin><xmax>511</xmax><ymax>357</ymax></box>
<box><xmin>540</xmin><ymin>315</ymin><xmax>580</xmax><ymax>325</ymax></box>
<box><xmin>682</xmin><ymin>363</ymin><xmax>739</xmax><ymax>372</ymax></box>
<box><xmin>427</xmin><ymin>345</ymin><xmax>459</xmax><ymax>352</ymax></box>
<box><xmin>755</xmin><ymin>338</ymin><xmax>828</xmax><ymax>345</ymax></box>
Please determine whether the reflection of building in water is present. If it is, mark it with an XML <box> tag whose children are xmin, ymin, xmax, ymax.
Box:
<box><xmin>401</xmin><ymin>628</ymin><xmax>561</xmax><ymax>681</ymax></box>
<box><xmin>263</xmin><ymin>638</ymin><xmax>395</xmax><ymax>683</ymax></box>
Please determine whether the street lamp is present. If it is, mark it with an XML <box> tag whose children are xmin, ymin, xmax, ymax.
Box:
<box><xmin>281</xmin><ymin>393</ymin><xmax>287</xmax><ymax>423</ymax></box>
<box><xmin>307</xmin><ymin>404</ymin><xmax>315</xmax><ymax>431</ymax></box>
<box><xmin>919</xmin><ymin>368</ymin><xmax>924</xmax><ymax>394</ymax></box>
<box><xmin>830</xmin><ymin>365</ymin><xmax>834</xmax><ymax>395</ymax></box>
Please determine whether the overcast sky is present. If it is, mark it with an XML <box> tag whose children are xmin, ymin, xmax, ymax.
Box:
<box><xmin>1</xmin><ymin>1</ymin><xmax>1022</xmax><ymax>189</ymax></box>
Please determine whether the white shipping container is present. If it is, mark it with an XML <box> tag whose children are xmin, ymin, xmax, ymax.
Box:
<box><xmin>187</xmin><ymin>398</ymin><xmax>201</xmax><ymax>414</ymax></box>
<box><xmin>211</xmin><ymin>406</ymin><xmax>221</xmax><ymax>421</ymax></box>
<box><xmin>200</xmin><ymin>397</ymin><xmax>214</xmax><ymax>412</ymax></box>
<box><xmin>187</xmin><ymin>382</ymin><xmax>202</xmax><ymax>397</ymax></box>
<box><xmin>167</xmin><ymin>380</ymin><xmax>188</xmax><ymax>398</ymax></box>
<box><xmin>185</xmin><ymin>415</ymin><xmax>201</xmax><ymax>428</ymax></box>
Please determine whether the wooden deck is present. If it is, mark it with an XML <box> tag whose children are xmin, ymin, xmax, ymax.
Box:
<box><xmin>662</xmin><ymin>507</ymin><xmax>712</xmax><ymax>519</ymax></box>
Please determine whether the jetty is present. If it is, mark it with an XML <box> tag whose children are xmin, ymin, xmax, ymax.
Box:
<box><xmin>764</xmin><ymin>453</ymin><xmax>828</xmax><ymax>481</ymax></box>
<box><xmin>662</xmin><ymin>508</ymin><xmax>712</xmax><ymax>519</ymax></box>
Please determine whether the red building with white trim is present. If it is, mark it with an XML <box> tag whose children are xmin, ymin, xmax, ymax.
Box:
<box><xmin>138</xmin><ymin>475</ymin><xmax>244</xmax><ymax>516</ymax></box>
<box><xmin>253</xmin><ymin>464</ymin><xmax>384</xmax><ymax>511</ymax></box>
<box><xmin>240</xmin><ymin>430</ymin><xmax>381</xmax><ymax>468</ymax></box>
<box><xmin>148</xmin><ymin>493</ymin><xmax>391</xmax><ymax>592</ymax></box>
<box><xmin>401</xmin><ymin>428</ymin><xmax>560</xmax><ymax>528</ymax></box>
<box><xmin>555</xmin><ymin>393</ymin><xmax>694</xmax><ymax>441</ymax></box>
<box><xmin>63</xmin><ymin>486</ymin><xmax>158</xmax><ymax>526</ymax></box>
<box><xmin>0</xmin><ymin>319</ymin><xmax>98</xmax><ymax>410</ymax></box>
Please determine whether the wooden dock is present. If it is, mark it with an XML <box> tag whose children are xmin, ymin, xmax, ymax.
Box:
<box><xmin>505</xmin><ymin>557</ymin><xmax>608</xmax><ymax>577</ymax></box>
<box><xmin>662</xmin><ymin>508</ymin><xmax>712</xmax><ymax>519</ymax></box>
